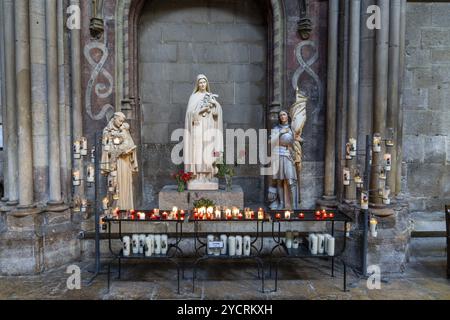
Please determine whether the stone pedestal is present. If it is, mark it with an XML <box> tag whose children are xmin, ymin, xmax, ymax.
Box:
<box><xmin>158</xmin><ymin>185</ymin><xmax>244</xmax><ymax>209</ymax></box>
<box><xmin>0</xmin><ymin>207</ymin><xmax>81</xmax><ymax>275</ymax></box>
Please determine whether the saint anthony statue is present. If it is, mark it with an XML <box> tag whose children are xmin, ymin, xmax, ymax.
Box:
<box><xmin>101</xmin><ymin>112</ymin><xmax>138</xmax><ymax>209</ymax></box>
<box><xmin>184</xmin><ymin>74</ymin><xmax>224</xmax><ymax>190</ymax></box>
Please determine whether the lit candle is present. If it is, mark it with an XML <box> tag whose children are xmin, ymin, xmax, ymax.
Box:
<box><xmin>250</xmin><ymin>210</ymin><xmax>255</xmax><ymax>220</ymax></box>
<box><xmin>361</xmin><ymin>191</ymin><xmax>369</xmax><ymax>210</ymax></box>
<box><xmin>72</xmin><ymin>170</ymin><xmax>80</xmax><ymax>186</ymax></box>
<box><xmin>81</xmin><ymin>198</ymin><xmax>88</xmax><ymax>212</ymax></box>
<box><xmin>349</xmin><ymin>138</ymin><xmax>357</xmax><ymax>157</ymax></box>
<box><xmin>73</xmin><ymin>139</ymin><xmax>81</xmax><ymax>159</ymax></box>
<box><xmin>345</xmin><ymin>141</ymin><xmax>352</xmax><ymax>160</ymax></box>
<box><xmin>384</xmin><ymin>153</ymin><xmax>392</xmax><ymax>171</ymax></box>
<box><xmin>238</xmin><ymin>212</ymin><xmax>243</xmax><ymax>220</ymax></box>
<box><xmin>206</xmin><ymin>206</ymin><xmax>214</xmax><ymax>215</ymax></box>
<box><xmin>215</xmin><ymin>209</ymin><xmax>221</xmax><ymax>220</ymax></box>
<box><xmin>225</xmin><ymin>208</ymin><xmax>232</xmax><ymax>217</ymax></box>
<box><xmin>87</xmin><ymin>164</ymin><xmax>95</xmax><ymax>183</ymax></box>
<box><xmin>257</xmin><ymin>208</ymin><xmax>264</xmax><ymax>220</ymax></box>
<box><xmin>172</xmin><ymin>206</ymin><xmax>178</xmax><ymax>214</ymax></box>
<box><xmin>345</xmin><ymin>223</ymin><xmax>351</xmax><ymax>237</ymax></box>
<box><xmin>284</xmin><ymin>210</ymin><xmax>291</xmax><ymax>219</ymax></box>
<box><xmin>102</xmin><ymin>197</ymin><xmax>109</xmax><ymax>210</ymax></box>
<box><xmin>383</xmin><ymin>186</ymin><xmax>391</xmax><ymax>205</ymax></box>
<box><xmin>80</xmin><ymin>137</ymin><xmax>88</xmax><ymax>156</ymax></box>
<box><xmin>370</xmin><ymin>218</ymin><xmax>378</xmax><ymax>237</ymax></box>
<box><xmin>232</xmin><ymin>207</ymin><xmax>239</xmax><ymax>219</ymax></box>
<box><xmin>343</xmin><ymin>167</ymin><xmax>350</xmax><ymax>186</ymax></box>
<box><xmin>193</xmin><ymin>211</ymin><xmax>199</xmax><ymax>220</ymax></box>
<box><xmin>153</xmin><ymin>208</ymin><xmax>160</xmax><ymax>217</ymax></box>
<box><xmin>275</xmin><ymin>213</ymin><xmax>281</xmax><ymax>220</ymax></box>
<box><xmin>162</xmin><ymin>211</ymin><xmax>168</xmax><ymax>220</ymax></box>
<box><xmin>354</xmin><ymin>168</ymin><xmax>363</xmax><ymax>188</ymax></box>
<box><xmin>138</xmin><ymin>212</ymin><xmax>146</xmax><ymax>220</ymax></box>
<box><xmin>298</xmin><ymin>212</ymin><xmax>305</xmax><ymax>219</ymax></box>
<box><xmin>373</xmin><ymin>133</ymin><xmax>382</xmax><ymax>153</ymax></box>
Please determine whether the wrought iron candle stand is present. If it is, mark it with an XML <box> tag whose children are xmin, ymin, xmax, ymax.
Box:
<box><xmin>72</xmin><ymin>131</ymin><xmax>110</xmax><ymax>285</ymax></box>
<box><xmin>189</xmin><ymin>213</ymin><xmax>267</xmax><ymax>293</ymax></box>
<box><xmin>339</xmin><ymin>132</ymin><xmax>395</xmax><ymax>277</ymax></box>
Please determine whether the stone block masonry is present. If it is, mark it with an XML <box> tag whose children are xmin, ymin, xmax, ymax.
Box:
<box><xmin>403</xmin><ymin>2</ymin><xmax>450</xmax><ymax>212</ymax></box>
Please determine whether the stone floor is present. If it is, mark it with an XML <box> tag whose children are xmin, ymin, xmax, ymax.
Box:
<box><xmin>0</xmin><ymin>257</ymin><xmax>448</xmax><ymax>300</ymax></box>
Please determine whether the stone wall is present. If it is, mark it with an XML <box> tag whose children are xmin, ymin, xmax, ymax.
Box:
<box><xmin>138</xmin><ymin>0</ymin><xmax>267</xmax><ymax>208</ymax></box>
<box><xmin>402</xmin><ymin>2</ymin><xmax>450</xmax><ymax>212</ymax></box>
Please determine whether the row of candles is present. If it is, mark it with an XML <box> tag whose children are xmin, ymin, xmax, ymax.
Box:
<box><xmin>343</xmin><ymin>132</ymin><xmax>395</xmax><ymax>208</ymax></box>
<box><xmin>102</xmin><ymin>207</ymin><xmax>338</xmax><ymax>221</ymax></box>
<box><xmin>193</xmin><ymin>207</ymin><xmax>265</xmax><ymax>221</ymax></box>
<box><xmin>106</xmin><ymin>207</ymin><xmax>187</xmax><ymax>221</ymax></box>
<box><xmin>274</xmin><ymin>209</ymin><xmax>335</xmax><ymax>220</ymax></box>
<box><xmin>207</xmin><ymin>234</ymin><xmax>252</xmax><ymax>256</ymax></box>
<box><xmin>307</xmin><ymin>233</ymin><xmax>335</xmax><ymax>256</ymax></box>
<box><xmin>123</xmin><ymin>234</ymin><xmax>169</xmax><ymax>256</ymax></box>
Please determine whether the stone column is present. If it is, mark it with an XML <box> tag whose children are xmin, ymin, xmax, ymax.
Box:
<box><xmin>396</xmin><ymin>0</ymin><xmax>407</xmax><ymax>195</ymax></box>
<box><xmin>322</xmin><ymin>0</ymin><xmax>339</xmax><ymax>202</ymax></box>
<box><xmin>386</xmin><ymin>0</ymin><xmax>401</xmax><ymax>195</ymax></box>
<box><xmin>2</xmin><ymin>0</ymin><xmax>19</xmax><ymax>206</ymax></box>
<box><xmin>30</xmin><ymin>0</ymin><xmax>49</xmax><ymax>204</ymax></box>
<box><xmin>47</xmin><ymin>0</ymin><xmax>62</xmax><ymax>205</ymax></box>
<box><xmin>15</xmin><ymin>0</ymin><xmax>34</xmax><ymax>208</ymax></box>
<box><xmin>344</xmin><ymin>0</ymin><xmax>361</xmax><ymax>202</ymax></box>
<box><xmin>70</xmin><ymin>0</ymin><xmax>84</xmax><ymax>199</ymax></box>
<box><xmin>58</xmin><ymin>0</ymin><xmax>70</xmax><ymax>203</ymax></box>
<box><xmin>370</xmin><ymin>0</ymin><xmax>390</xmax><ymax>205</ymax></box>
<box><xmin>0</xmin><ymin>1</ymin><xmax>6</xmax><ymax>203</ymax></box>
<box><xmin>336</xmin><ymin>0</ymin><xmax>349</xmax><ymax>201</ymax></box>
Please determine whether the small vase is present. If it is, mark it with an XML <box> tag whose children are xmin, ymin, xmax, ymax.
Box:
<box><xmin>225</xmin><ymin>175</ymin><xmax>232</xmax><ymax>192</ymax></box>
<box><xmin>177</xmin><ymin>183</ymin><xmax>185</xmax><ymax>193</ymax></box>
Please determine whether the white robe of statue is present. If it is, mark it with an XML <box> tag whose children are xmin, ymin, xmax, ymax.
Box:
<box><xmin>184</xmin><ymin>74</ymin><xmax>223</xmax><ymax>190</ymax></box>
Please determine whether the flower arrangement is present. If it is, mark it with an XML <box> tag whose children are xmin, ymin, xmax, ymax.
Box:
<box><xmin>193</xmin><ymin>198</ymin><xmax>216</xmax><ymax>209</ymax></box>
<box><xmin>172</xmin><ymin>170</ymin><xmax>193</xmax><ymax>192</ymax></box>
<box><xmin>213</xmin><ymin>156</ymin><xmax>235</xmax><ymax>191</ymax></box>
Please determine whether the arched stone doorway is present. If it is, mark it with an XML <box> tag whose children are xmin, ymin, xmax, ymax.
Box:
<box><xmin>114</xmin><ymin>0</ymin><xmax>287</xmax><ymax>207</ymax></box>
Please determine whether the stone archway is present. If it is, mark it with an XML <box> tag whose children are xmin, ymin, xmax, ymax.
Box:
<box><xmin>115</xmin><ymin>0</ymin><xmax>287</xmax><ymax>120</ymax></box>
<box><xmin>113</xmin><ymin>0</ymin><xmax>287</xmax><ymax>207</ymax></box>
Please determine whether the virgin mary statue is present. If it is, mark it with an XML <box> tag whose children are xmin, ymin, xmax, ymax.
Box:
<box><xmin>184</xmin><ymin>74</ymin><xmax>224</xmax><ymax>190</ymax></box>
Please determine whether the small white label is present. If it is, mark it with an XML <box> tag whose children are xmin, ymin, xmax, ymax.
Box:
<box><xmin>208</xmin><ymin>241</ymin><xmax>224</xmax><ymax>249</ymax></box>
